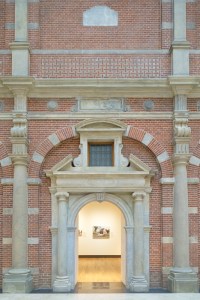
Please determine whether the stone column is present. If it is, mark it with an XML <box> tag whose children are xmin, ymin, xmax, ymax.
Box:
<box><xmin>124</xmin><ymin>226</ymin><xmax>134</xmax><ymax>289</ymax></box>
<box><xmin>67</xmin><ymin>227</ymin><xmax>77</xmax><ymax>288</ymax></box>
<box><xmin>129</xmin><ymin>192</ymin><xmax>148</xmax><ymax>292</ymax></box>
<box><xmin>3</xmin><ymin>88</ymin><xmax>33</xmax><ymax>293</ymax></box>
<box><xmin>168</xmin><ymin>95</ymin><xmax>199</xmax><ymax>293</ymax></box>
<box><xmin>53</xmin><ymin>192</ymin><xmax>71</xmax><ymax>292</ymax></box>
<box><xmin>171</xmin><ymin>0</ymin><xmax>190</xmax><ymax>75</ymax></box>
<box><xmin>10</xmin><ymin>0</ymin><xmax>29</xmax><ymax>76</ymax></box>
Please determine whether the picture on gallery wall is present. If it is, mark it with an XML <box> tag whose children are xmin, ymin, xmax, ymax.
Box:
<box><xmin>93</xmin><ymin>226</ymin><xmax>110</xmax><ymax>239</ymax></box>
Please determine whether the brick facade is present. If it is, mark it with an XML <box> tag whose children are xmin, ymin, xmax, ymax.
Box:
<box><xmin>0</xmin><ymin>0</ymin><xmax>200</xmax><ymax>293</ymax></box>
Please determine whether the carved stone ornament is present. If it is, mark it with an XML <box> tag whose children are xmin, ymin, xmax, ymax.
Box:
<box><xmin>96</xmin><ymin>193</ymin><xmax>105</xmax><ymax>202</ymax></box>
<box><xmin>119</xmin><ymin>144</ymin><xmax>129</xmax><ymax>167</ymax></box>
<box><xmin>174</xmin><ymin>118</ymin><xmax>191</xmax><ymax>138</ymax></box>
<box><xmin>76</xmin><ymin>98</ymin><xmax>125</xmax><ymax>112</ymax></box>
<box><xmin>11</xmin><ymin>118</ymin><xmax>27</xmax><ymax>137</ymax></box>
<box><xmin>73</xmin><ymin>144</ymin><xmax>83</xmax><ymax>167</ymax></box>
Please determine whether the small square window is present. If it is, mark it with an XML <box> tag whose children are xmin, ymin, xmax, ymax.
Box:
<box><xmin>89</xmin><ymin>143</ymin><xmax>114</xmax><ymax>166</ymax></box>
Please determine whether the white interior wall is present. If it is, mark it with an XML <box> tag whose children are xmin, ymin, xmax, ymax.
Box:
<box><xmin>78</xmin><ymin>201</ymin><xmax>123</xmax><ymax>255</ymax></box>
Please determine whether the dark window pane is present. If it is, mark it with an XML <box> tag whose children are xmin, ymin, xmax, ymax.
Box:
<box><xmin>89</xmin><ymin>144</ymin><xmax>113</xmax><ymax>166</ymax></box>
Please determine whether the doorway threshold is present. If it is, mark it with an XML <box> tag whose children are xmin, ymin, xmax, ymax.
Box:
<box><xmin>74</xmin><ymin>282</ymin><xmax>128</xmax><ymax>293</ymax></box>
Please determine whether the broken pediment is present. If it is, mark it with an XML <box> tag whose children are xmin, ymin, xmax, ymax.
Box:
<box><xmin>129</xmin><ymin>154</ymin><xmax>152</xmax><ymax>173</ymax></box>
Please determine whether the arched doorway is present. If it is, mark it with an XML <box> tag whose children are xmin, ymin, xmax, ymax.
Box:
<box><xmin>66</xmin><ymin>193</ymin><xmax>134</xmax><ymax>290</ymax></box>
<box><xmin>77</xmin><ymin>201</ymin><xmax>125</xmax><ymax>285</ymax></box>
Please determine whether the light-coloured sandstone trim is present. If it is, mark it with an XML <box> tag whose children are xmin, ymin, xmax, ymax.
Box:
<box><xmin>28</xmin><ymin>237</ymin><xmax>39</xmax><ymax>244</ymax></box>
<box><xmin>189</xmin><ymin>236</ymin><xmax>198</xmax><ymax>244</ymax></box>
<box><xmin>142</xmin><ymin>132</ymin><xmax>154</xmax><ymax>146</ymax></box>
<box><xmin>160</xmin><ymin>178</ymin><xmax>175</xmax><ymax>184</ymax></box>
<box><xmin>189</xmin><ymin>156</ymin><xmax>200</xmax><ymax>166</ymax></box>
<box><xmin>27</xmin><ymin>112</ymin><xmax>173</xmax><ymax>120</ymax></box>
<box><xmin>3</xmin><ymin>238</ymin><xmax>39</xmax><ymax>244</ymax></box>
<box><xmin>161</xmin><ymin>207</ymin><xmax>198</xmax><ymax>214</ymax></box>
<box><xmin>161</xmin><ymin>207</ymin><xmax>173</xmax><ymax>214</ymax></box>
<box><xmin>2</xmin><ymin>267</ymin><xmax>39</xmax><ymax>275</ymax></box>
<box><xmin>162</xmin><ymin>237</ymin><xmax>173</xmax><ymax>243</ymax></box>
<box><xmin>124</xmin><ymin>125</ymin><xmax>131</xmax><ymax>137</ymax></box>
<box><xmin>1</xmin><ymin>157</ymin><xmax>12</xmax><ymax>167</ymax></box>
<box><xmin>48</xmin><ymin>133</ymin><xmax>60</xmax><ymax>146</ymax></box>
<box><xmin>1</xmin><ymin>178</ymin><xmax>14</xmax><ymax>185</ymax></box>
<box><xmin>27</xmin><ymin>178</ymin><xmax>42</xmax><ymax>185</ymax></box>
<box><xmin>162</xmin><ymin>22</ymin><xmax>173</xmax><ymax>29</ymax></box>
<box><xmin>5</xmin><ymin>22</ymin><xmax>39</xmax><ymax>30</ymax></box>
<box><xmin>32</xmin><ymin>152</ymin><xmax>44</xmax><ymax>163</ymax></box>
<box><xmin>3</xmin><ymin>207</ymin><xmax>39</xmax><ymax>215</ymax></box>
<box><xmin>3</xmin><ymin>112</ymin><xmax>200</xmax><ymax>120</ymax></box>
<box><xmin>162</xmin><ymin>267</ymin><xmax>199</xmax><ymax>275</ymax></box>
<box><xmin>0</xmin><ymin>50</ymin><xmax>11</xmax><ymax>54</ymax></box>
<box><xmin>3</xmin><ymin>238</ymin><xmax>12</xmax><ymax>244</ymax></box>
<box><xmin>187</xmin><ymin>178</ymin><xmax>199</xmax><ymax>184</ymax></box>
<box><xmin>28</xmin><ymin>208</ymin><xmax>39</xmax><ymax>215</ymax></box>
<box><xmin>31</xmin><ymin>49</ymin><xmax>170</xmax><ymax>55</ymax></box>
<box><xmin>157</xmin><ymin>151</ymin><xmax>170</xmax><ymax>163</ymax></box>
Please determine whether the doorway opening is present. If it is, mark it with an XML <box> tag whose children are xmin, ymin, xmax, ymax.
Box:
<box><xmin>76</xmin><ymin>201</ymin><xmax>126</xmax><ymax>292</ymax></box>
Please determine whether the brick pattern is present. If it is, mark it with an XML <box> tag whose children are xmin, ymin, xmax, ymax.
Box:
<box><xmin>190</xmin><ymin>55</ymin><xmax>200</xmax><ymax>75</ymax></box>
<box><xmin>31</xmin><ymin>55</ymin><xmax>171</xmax><ymax>78</ymax></box>
<box><xmin>161</xmin><ymin>1</ymin><xmax>173</xmax><ymax>49</ymax></box>
<box><xmin>39</xmin><ymin>0</ymin><xmax>161</xmax><ymax>50</ymax></box>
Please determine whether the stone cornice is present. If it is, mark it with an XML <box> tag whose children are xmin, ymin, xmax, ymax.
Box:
<box><xmin>0</xmin><ymin>76</ymin><xmax>200</xmax><ymax>98</ymax></box>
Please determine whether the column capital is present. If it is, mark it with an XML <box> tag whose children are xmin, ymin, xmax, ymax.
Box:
<box><xmin>55</xmin><ymin>192</ymin><xmax>69</xmax><ymax>202</ymax></box>
<box><xmin>132</xmin><ymin>191</ymin><xmax>146</xmax><ymax>201</ymax></box>
<box><xmin>173</xmin><ymin>154</ymin><xmax>191</xmax><ymax>166</ymax></box>
<box><xmin>10</xmin><ymin>155</ymin><xmax>28</xmax><ymax>166</ymax></box>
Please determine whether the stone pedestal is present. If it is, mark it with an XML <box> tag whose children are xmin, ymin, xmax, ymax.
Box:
<box><xmin>3</xmin><ymin>269</ymin><xmax>33</xmax><ymax>293</ymax></box>
<box><xmin>168</xmin><ymin>269</ymin><xmax>199</xmax><ymax>293</ymax></box>
<box><xmin>129</xmin><ymin>276</ymin><xmax>149</xmax><ymax>293</ymax></box>
<box><xmin>53</xmin><ymin>276</ymin><xmax>71</xmax><ymax>293</ymax></box>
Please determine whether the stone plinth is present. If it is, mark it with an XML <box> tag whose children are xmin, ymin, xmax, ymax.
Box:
<box><xmin>3</xmin><ymin>269</ymin><xmax>33</xmax><ymax>293</ymax></box>
<box><xmin>168</xmin><ymin>269</ymin><xmax>199</xmax><ymax>293</ymax></box>
<box><xmin>53</xmin><ymin>276</ymin><xmax>71</xmax><ymax>293</ymax></box>
<box><xmin>129</xmin><ymin>275</ymin><xmax>149</xmax><ymax>293</ymax></box>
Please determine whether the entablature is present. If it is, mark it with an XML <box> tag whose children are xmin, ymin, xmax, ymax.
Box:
<box><xmin>1</xmin><ymin>76</ymin><xmax>200</xmax><ymax>98</ymax></box>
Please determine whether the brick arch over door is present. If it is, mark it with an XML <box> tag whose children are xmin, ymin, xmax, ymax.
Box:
<box><xmin>0</xmin><ymin>141</ymin><xmax>12</xmax><ymax>177</ymax></box>
<box><xmin>29</xmin><ymin>125</ymin><xmax>173</xmax><ymax>178</ymax></box>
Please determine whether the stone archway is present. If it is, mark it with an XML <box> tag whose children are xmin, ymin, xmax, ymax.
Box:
<box><xmin>46</xmin><ymin>157</ymin><xmax>153</xmax><ymax>292</ymax></box>
<box><xmin>67</xmin><ymin>193</ymin><xmax>134</xmax><ymax>288</ymax></box>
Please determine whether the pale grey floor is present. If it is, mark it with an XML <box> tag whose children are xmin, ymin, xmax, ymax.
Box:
<box><xmin>1</xmin><ymin>294</ymin><xmax>200</xmax><ymax>300</ymax></box>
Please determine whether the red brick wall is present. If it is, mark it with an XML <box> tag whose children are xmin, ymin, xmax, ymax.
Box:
<box><xmin>0</xmin><ymin>167</ymin><xmax>2</xmax><ymax>288</ymax></box>
<box><xmin>30</xmin><ymin>54</ymin><xmax>171</xmax><ymax>78</ymax></box>
<box><xmin>0</xmin><ymin>1</ymin><xmax>5</xmax><ymax>49</ymax></box>
<box><xmin>39</xmin><ymin>0</ymin><xmax>161</xmax><ymax>50</ymax></box>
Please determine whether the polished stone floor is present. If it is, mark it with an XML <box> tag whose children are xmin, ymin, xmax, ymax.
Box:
<box><xmin>1</xmin><ymin>294</ymin><xmax>200</xmax><ymax>300</ymax></box>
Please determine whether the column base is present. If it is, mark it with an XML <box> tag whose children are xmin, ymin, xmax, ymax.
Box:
<box><xmin>129</xmin><ymin>275</ymin><xmax>149</xmax><ymax>292</ymax></box>
<box><xmin>3</xmin><ymin>269</ymin><xmax>33</xmax><ymax>293</ymax></box>
<box><xmin>168</xmin><ymin>268</ymin><xmax>199</xmax><ymax>293</ymax></box>
<box><xmin>53</xmin><ymin>276</ymin><xmax>71</xmax><ymax>293</ymax></box>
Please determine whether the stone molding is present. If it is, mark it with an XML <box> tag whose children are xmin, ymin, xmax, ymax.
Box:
<box><xmin>0</xmin><ymin>77</ymin><xmax>200</xmax><ymax>98</ymax></box>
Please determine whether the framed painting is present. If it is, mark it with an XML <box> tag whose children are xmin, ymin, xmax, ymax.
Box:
<box><xmin>93</xmin><ymin>226</ymin><xmax>110</xmax><ymax>239</ymax></box>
